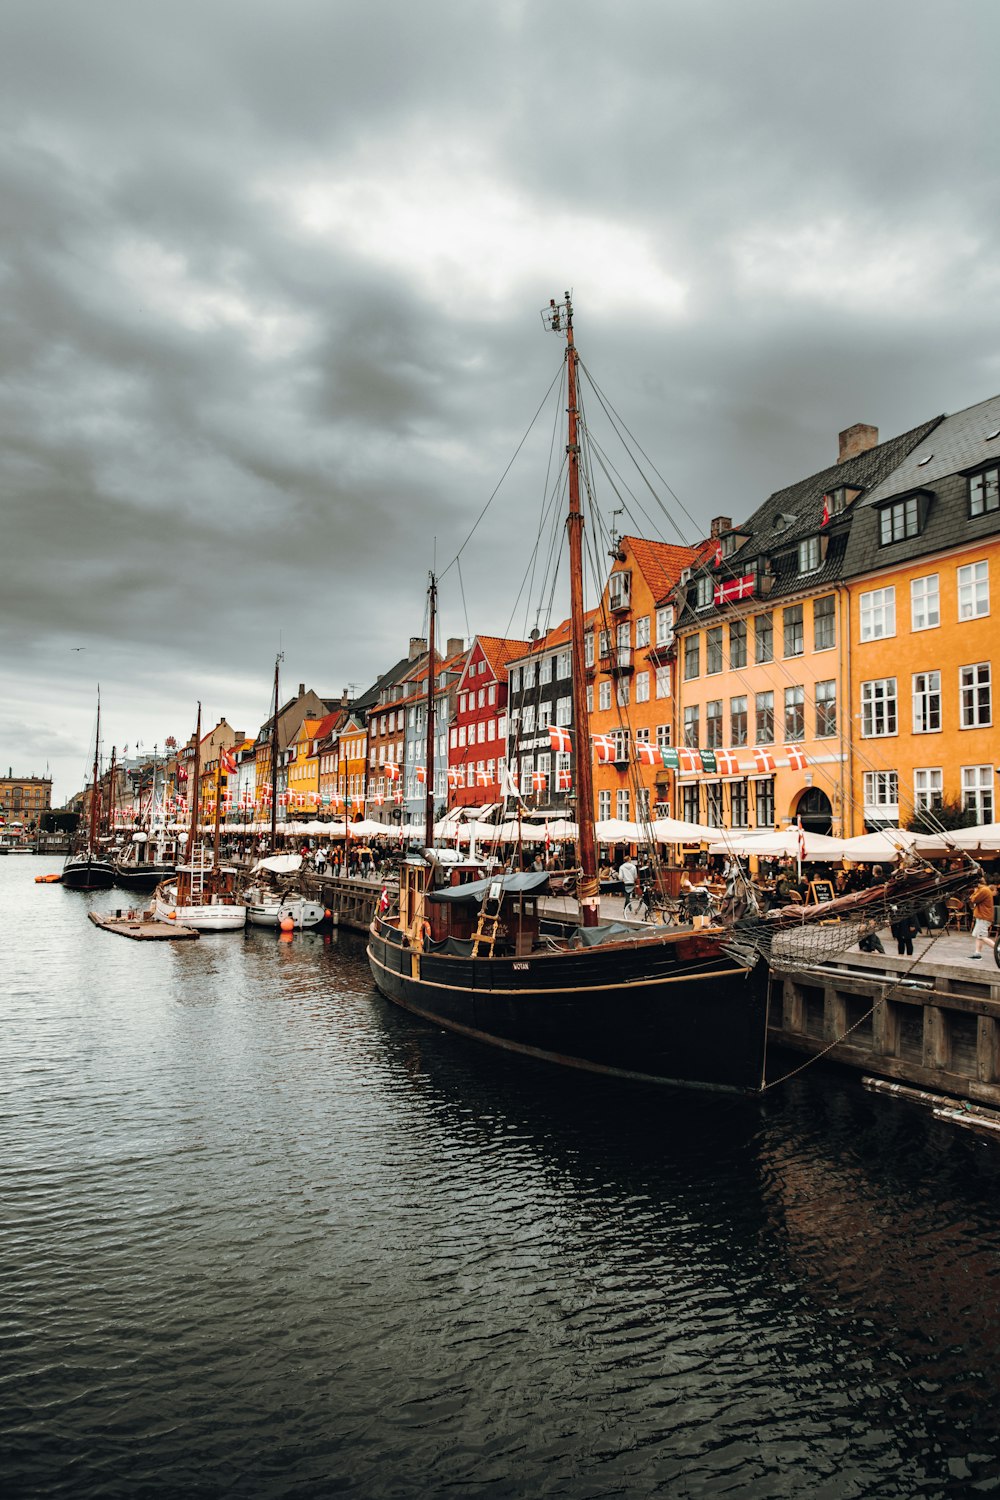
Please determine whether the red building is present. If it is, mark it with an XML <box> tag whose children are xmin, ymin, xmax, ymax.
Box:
<box><xmin>448</xmin><ymin>635</ymin><xmax>531</xmax><ymax>810</ymax></box>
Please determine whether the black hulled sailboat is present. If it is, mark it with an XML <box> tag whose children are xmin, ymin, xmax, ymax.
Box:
<box><xmin>63</xmin><ymin>694</ymin><xmax>117</xmax><ymax>890</ymax></box>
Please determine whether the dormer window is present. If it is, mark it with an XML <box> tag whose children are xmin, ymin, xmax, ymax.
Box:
<box><xmin>878</xmin><ymin>493</ymin><xmax>925</xmax><ymax>545</ymax></box>
<box><xmin>720</xmin><ymin>531</ymin><xmax>747</xmax><ymax>559</ymax></box>
<box><xmin>695</xmin><ymin>574</ymin><xmax>714</xmax><ymax>609</ymax></box>
<box><xmin>969</xmin><ymin>466</ymin><xmax>1000</xmax><ymax>517</ymax></box>
<box><xmin>798</xmin><ymin>535</ymin><xmax>822</xmax><ymax>573</ymax></box>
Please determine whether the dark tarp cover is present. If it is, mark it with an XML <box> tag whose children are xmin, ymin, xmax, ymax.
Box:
<box><xmin>427</xmin><ymin>870</ymin><xmax>551</xmax><ymax>905</ymax></box>
<box><xmin>569</xmin><ymin>922</ymin><xmax>633</xmax><ymax>947</ymax></box>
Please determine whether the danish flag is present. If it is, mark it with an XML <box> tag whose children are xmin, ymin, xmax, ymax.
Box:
<box><xmin>635</xmin><ymin>743</ymin><xmax>658</xmax><ymax>765</ymax></box>
<box><xmin>820</xmin><ymin>495</ymin><xmax>831</xmax><ymax>527</ymax></box>
<box><xmin>786</xmin><ymin>745</ymin><xmax>807</xmax><ymax>771</ymax></box>
<box><xmin>549</xmin><ymin>725</ymin><xmax>572</xmax><ymax>754</ymax></box>
<box><xmin>715</xmin><ymin>748</ymin><xmax>740</xmax><ymax>775</ymax></box>
<box><xmin>415</xmin><ymin>765</ymin><xmax>426</xmax><ymax>784</ymax></box>
<box><xmin>220</xmin><ymin>747</ymin><xmax>237</xmax><ymax>775</ymax></box>
<box><xmin>678</xmin><ymin>747</ymin><xmax>702</xmax><ymax>774</ymax></box>
<box><xmin>447</xmin><ymin>767</ymin><xmax>462</xmax><ymax>787</ymax></box>
<box><xmin>592</xmin><ymin>734</ymin><xmax>616</xmax><ymax>763</ymax></box>
<box><xmin>476</xmin><ymin>768</ymin><xmax>489</xmax><ymax>786</ymax></box>
<box><xmin>556</xmin><ymin>769</ymin><xmax>572</xmax><ymax>791</ymax></box>
<box><xmin>713</xmin><ymin>574</ymin><xmax>756</xmax><ymax>606</ymax></box>
<box><xmin>532</xmin><ymin>771</ymin><xmax>548</xmax><ymax>792</ymax></box>
<box><xmin>384</xmin><ymin>762</ymin><xmax>400</xmax><ymax>782</ymax></box>
<box><xmin>753</xmin><ymin>748</ymin><xmax>776</xmax><ymax>773</ymax></box>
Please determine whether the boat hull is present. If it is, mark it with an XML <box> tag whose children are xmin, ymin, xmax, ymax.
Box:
<box><xmin>114</xmin><ymin>863</ymin><xmax>174</xmax><ymax>893</ymax></box>
<box><xmin>246</xmin><ymin>898</ymin><xmax>326</xmax><ymax>929</ymax></box>
<box><xmin>62</xmin><ymin>855</ymin><xmax>117</xmax><ymax>890</ymax></box>
<box><xmin>367</xmin><ymin>919</ymin><xmax>769</xmax><ymax>1093</ymax></box>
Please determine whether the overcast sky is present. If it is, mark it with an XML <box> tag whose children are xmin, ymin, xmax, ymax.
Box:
<box><xmin>4</xmin><ymin>0</ymin><xmax>999</xmax><ymax>802</ymax></box>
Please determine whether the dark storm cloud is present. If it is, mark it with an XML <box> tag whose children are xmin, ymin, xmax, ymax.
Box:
<box><xmin>2</xmin><ymin>0</ymin><xmax>999</xmax><ymax>797</ymax></box>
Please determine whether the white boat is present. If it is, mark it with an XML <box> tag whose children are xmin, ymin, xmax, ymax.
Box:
<box><xmin>241</xmin><ymin>854</ymin><xmax>325</xmax><ymax>929</ymax></box>
<box><xmin>153</xmin><ymin>852</ymin><xmax>247</xmax><ymax>931</ymax></box>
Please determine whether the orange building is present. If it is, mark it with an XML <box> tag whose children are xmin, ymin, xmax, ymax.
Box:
<box><xmin>586</xmin><ymin>534</ymin><xmax>701</xmax><ymax>824</ymax></box>
<box><xmin>843</xmin><ymin>396</ymin><xmax>1000</xmax><ymax>830</ymax></box>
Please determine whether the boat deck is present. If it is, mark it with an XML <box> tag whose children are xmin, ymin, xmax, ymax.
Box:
<box><xmin>88</xmin><ymin>910</ymin><xmax>201</xmax><ymax>941</ymax></box>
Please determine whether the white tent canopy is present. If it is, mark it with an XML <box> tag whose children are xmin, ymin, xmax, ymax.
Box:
<box><xmin>708</xmin><ymin>828</ymin><xmax>846</xmax><ymax>860</ymax></box>
<box><xmin>649</xmin><ymin>816</ymin><xmax>720</xmax><ymax>844</ymax></box>
<box><xmin>838</xmin><ymin>828</ymin><xmax>926</xmax><ymax>862</ymax></box>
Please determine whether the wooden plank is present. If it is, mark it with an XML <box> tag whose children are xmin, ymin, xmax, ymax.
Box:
<box><xmin>88</xmin><ymin>911</ymin><xmax>200</xmax><ymax>940</ymax></box>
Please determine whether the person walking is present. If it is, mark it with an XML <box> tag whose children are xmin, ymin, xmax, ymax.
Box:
<box><xmin>618</xmin><ymin>855</ymin><xmax>638</xmax><ymax>913</ymax></box>
<box><xmin>969</xmin><ymin>878</ymin><xmax>995</xmax><ymax>960</ymax></box>
<box><xmin>891</xmin><ymin>912</ymin><xmax>917</xmax><ymax>956</ymax></box>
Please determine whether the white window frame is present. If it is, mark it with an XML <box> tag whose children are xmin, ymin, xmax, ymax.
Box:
<box><xmin>861</xmin><ymin>678</ymin><xmax>898</xmax><ymax>738</ymax></box>
<box><xmin>913</xmin><ymin>767</ymin><xmax>943</xmax><ymax>813</ymax></box>
<box><xmin>910</xmin><ymin>573</ymin><xmax>940</xmax><ymax>632</ymax></box>
<box><xmin>912</xmin><ymin>670</ymin><xmax>941</xmax><ymax>734</ymax></box>
<box><xmin>959</xmin><ymin>662</ymin><xmax>992</xmax><ymax>728</ymax></box>
<box><xmin>859</xmin><ymin>586</ymin><xmax>896</xmax><ymax>642</ymax></box>
<box><xmin>958</xmin><ymin>561</ymin><xmax>989</xmax><ymax>621</ymax></box>
<box><xmin>962</xmin><ymin>764</ymin><xmax>994</xmax><ymax>823</ymax></box>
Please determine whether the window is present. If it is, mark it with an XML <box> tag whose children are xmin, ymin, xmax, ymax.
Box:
<box><xmin>754</xmin><ymin>612</ymin><xmax>773</xmax><ymax>664</ymax></box>
<box><xmin>609</xmin><ymin>570</ymin><xmax>631</xmax><ymax>611</ymax></box>
<box><xmin>616</xmin><ymin>789</ymin><xmax>630</xmax><ymax>821</ymax></box>
<box><xmin>655</xmin><ymin>664</ymin><xmax>671</xmax><ymax>699</ymax></box>
<box><xmin>705</xmin><ymin>782</ymin><xmax>723</xmax><ymax>826</ymax></box>
<box><xmin>478</xmin><ymin>687</ymin><xmax>486</xmax><ymax>708</ymax></box>
<box><xmin>706</xmin><ymin>700</ymin><xmax>723</xmax><ymax>748</ymax></box>
<box><xmin>683</xmin><ymin>706</ymin><xmax>700</xmax><ymax>747</ymax></box>
<box><xmin>815</xmin><ymin>679</ymin><xmax>837</xmax><ymax>738</ymax></box>
<box><xmin>584</xmin><ymin>633</ymin><xmax>594</xmax><ymax>668</ymax></box>
<box><xmin>635</xmin><ymin>671</ymin><xmax>650</xmax><ymax>703</ymax></box>
<box><xmin>598</xmin><ymin>789</ymin><xmax>611</xmax><ymax>821</ymax></box>
<box><xmin>636</xmin><ymin>787</ymin><xmax>650</xmax><ymax>820</ymax></box>
<box><xmin>523</xmin><ymin>662</ymin><xmax>536</xmax><ymax>688</ymax></box>
<box><xmin>488</xmin><ymin>683</ymin><xmax>496</xmax><ymax>704</ymax></box>
<box><xmin>755</xmin><ymin>691</ymin><xmax>774</xmax><ymax>744</ymax></box>
<box><xmin>459</xmin><ymin>692</ymin><xmax>467</xmax><ymax>713</ymax></box>
<box><xmin>557</xmin><ymin>650</ymin><xmax>571</xmax><ymax>678</ymax></box>
<box><xmin>695</xmin><ymin>574</ymin><xmax>713</xmax><ymax>609</ymax></box>
<box><xmin>728</xmin><ymin>618</ymin><xmax>747</xmax><ymax>670</ymax></box>
<box><xmin>958</xmin><ymin>561</ymin><xmax>989</xmax><ymax>620</ymax></box>
<box><xmin>684</xmin><ymin>636</ymin><xmax>700</xmax><ymax>679</ymax></box>
<box><xmin>914</xmin><ymin>768</ymin><xmax>943</xmax><ymax>813</ymax></box>
<box><xmin>969</xmin><ymin>468</ymin><xmax>999</xmax><ymax>517</ymax></box>
<box><xmin>616</xmin><ymin>680</ymin><xmax>629</xmax><ymax>707</ymax></box>
<box><xmin>861</xmin><ymin>678</ymin><xmax>898</xmax><ymax>737</ymax></box>
<box><xmin>960</xmin><ymin>662</ymin><xmax>992</xmax><ymax>727</ymax></box>
<box><xmin>813</xmin><ymin>595</ymin><xmax>835</xmax><ymax>651</ymax></box>
<box><xmin>508</xmin><ymin>671</ymin><xmax>519</xmax><ymax>696</ymax></box>
<box><xmin>617</xmin><ymin>620</ymin><xmax>631</xmax><ymax>652</ymax></box>
<box><xmin>730</xmin><ymin>695</ymin><xmax>748</xmax><ymax>746</ymax></box>
<box><xmin>731</xmin><ymin>781</ymin><xmax>749</xmax><ymax>828</ymax></box>
<box><xmin>798</xmin><ymin>535</ymin><xmax>821</xmax><ymax>572</ymax></box>
<box><xmin>706</xmin><ymin>626</ymin><xmax>723</xmax><ymax>674</ymax></box>
<box><xmin>539</xmin><ymin>656</ymin><xmax>553</xmax><ymax>684</ymax></box>
<box><xmin>598</xmin><ymin>681</ymin><xmax>611</xmax><ymax>711</ymax></box>
<box><xmin>860</xmin><ymin>586</ymin><xmax>896</xmax><ymax>641</ymax></box>
<box><xmin>519</xmin><ymin>754</ymin><xmax>534</xmax><ymax>794</ymax></box>
<box><xmin>962</xmin><ymin>765</ymin><xmax>994</xmax><ymax>823</ymax></box>
<box><xmin>537</xmin><ymin>751</ymin><xmax>551</xmax><ymax>779</ymax></box>
<box><xmin>879</xmin><ymin>495</ymin><xmax>922</xmax><ymax>544</ymax></box>
<box><xmin>555</xmin><ymin>696</ymin><xmax>572</xmax><ymax>726</ymax></box>
<box><xmin>522</xmin><ymin>704</ymin><xmax>535</xmax><ymax>733</ymax></box>
<box><xmin>911</xmin><ymin>574</ymin><xmax>940</xmax><ymax>631</ymax></box>
<box><xmin>635</xmin><ymin>615</ymin><xmax>650</xmax><ymax>648</ymax></box>
<box><xmin>585</xmin><ymin>686</ymin><xmax>594</xmax><ymax>714</ymax></box>
<box><xmin>755</xmin><ymin>777</ymin><xmax>775</xmax><ymax>828</ymax></box>
<box><xmin>784</xmin><ymin>685</ymin><xmax>805</xmax><ymax>742</ymax></box>
<box><xmin>912</xmin><ymin>671</ymin><xmax>941</xmax><ymax>734</ymax></box>
<box><xmin>781</xmin><ymin>603</ymin><xmax>803</xmax><ymax>657</ymax></box>
<box><xmin>498</xmin><ymin>713</ymin><xmax>507</xmax><ymax>740</ymax></box>
<box><xmin>656</xmin><ymin>724</ymin><xmax>671</xmax><ymax>752</ymax></box>
<box><xmin>655</xmin><ymin>606</ymin><xmax>674</xmax><ymax>646</ymax></box>
<box><xmin>864</xmin><ymin>771</ymin><xmax>899</xmax><ymax>817</ymax></box>
<box><xmin>458</xmin><ymin>726</ymin><xmax>466</xmax><ymax>747</ymax></box>
<box><xmin>682</xmin><ymin>784</ymin><xmax>700</xmax><ymax>824</ymax></box>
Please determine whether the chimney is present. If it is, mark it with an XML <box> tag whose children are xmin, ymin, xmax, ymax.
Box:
<box><xmin>838</xmin><ymin>424</ymin><xmax>878</xmax><ymax>464</ymax></box>
<box><xmin>298</xmin><ymin>682</ymin><xmax>305</xmax><ymax>697</ymax></box>
<box><xmin>710</xmin><ymin>515</ymin><xmax>732</xmax><ymax>538</ymax></box>
<box><xmin>446</xmin><ymin>637</ymin><xmax>464</xmax><ymax>658</ymax></box>
<box><xmin>341</xmin><ymin>688</ymin><xmax>350</xmax><ymax>707</ymax></box>
<box><xmin>409</xmin><ymin>636</ymin><xmax>427</xmax><ymax>661</ymax></box>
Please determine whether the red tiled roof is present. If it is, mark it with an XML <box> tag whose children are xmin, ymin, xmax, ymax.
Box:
<box><xmin>622</xmin><ymin>535</ymin><xmax>700</xmax><ymax>601</ymax></box>
<box><xmin>473</xmin><ymin>635</ymin><xmax>534</xmax><ymax>681</ymax></box>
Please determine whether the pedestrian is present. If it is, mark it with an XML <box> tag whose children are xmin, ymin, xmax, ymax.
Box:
<box><xmin>618</xmin><ymin>854</ymin><xmax>638</xmax><ymax>910</ymax></box>
<box><xmin>890</xmin><ymin>912</ymin><xmax>917</xmax><ymax>956</ymax></box>
<box><xmin>968</xmin><ymin>877</ymin><xmax>995</xmax><ymax>961</ymax></box>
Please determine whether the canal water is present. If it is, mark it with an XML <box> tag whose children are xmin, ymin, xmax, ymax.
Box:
<box><xmin>3</xmin><ymin>858</ymin><xmax>1000</xmax><ymax>1499</ymax></box>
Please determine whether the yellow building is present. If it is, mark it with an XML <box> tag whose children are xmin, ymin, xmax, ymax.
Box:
<box><xmin>0</xmin><ymin>771</ymin><xmax>52</xmax><ymax>829</ymax></box>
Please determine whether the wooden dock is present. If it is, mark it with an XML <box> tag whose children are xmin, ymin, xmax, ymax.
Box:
<box><xmin>88</xmin><ymin>909</ymin><xmax>200</xmax><ymax>940</ymax></box>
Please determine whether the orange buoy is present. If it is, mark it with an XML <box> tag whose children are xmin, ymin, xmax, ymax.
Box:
<box><xmin>279</xmin><ymin>915</ymin><xmax>295</xmax><ymax>932</ymax></box>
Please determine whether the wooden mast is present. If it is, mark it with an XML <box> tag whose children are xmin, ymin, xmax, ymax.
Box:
<box><xmin>106</xmin><ymin>744</ymin><xmax>117</xmax><ymax>841</ymax></box>
<box><xmin>270</xmin><ymin>653</ymin><xmax>281</xmax><ymax>853</ymax></box>
<box><xmin>187</xmin><ymin>702</ymin><xmax>202</xmax><ymax>857</ymax></box>
<box><xmin>87</xmin><ymin>691</ymin><xmax>102</xmax><ymax>856</ymax></box>
<box><xmin>424</xmin><ymin>572</ymin><xmax>437</xmax><ymax>848</ymax></box>
<box><xmin>554</xmin><ymin>293</ymin><xmax>599</xmax><ymax>925</ymax></box>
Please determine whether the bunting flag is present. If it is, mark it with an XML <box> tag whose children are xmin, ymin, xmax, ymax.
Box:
<box><xmin>714</xmin><ymin>574</ymin><xmax>756</xmax><ymax>605</ymax></box>
<box><xmin>786</xmin><ymin>745</ymin><xmax>807</xmax><ymax>771</ymax></box>
<box><xmin>660</xmin><ymin>748</ymin><xmax>679</xmax><ymax>769</ymax></box>
<box><xmin>753</xmin><ymin>748</ymin><xmax>776</xmax><ymax>773</ymax></box>
<box><xmin>447</xmin><ymin>767</ymin><xmax>462</xmax><ymax>788</ymax></box>
<box><xmin>351</xmin><ymin>795</ymin><xmax>364</xmax><ymax>810</ymax></box>
<box><xmin>384</xmin><ymin>762</ymin><xmax>400</xmax><ymax>781</ymax></box>
<box><xmin>220</xmin><ymin>747</ymin><xmax>237</xmax><ymax>775</ymax></box>
<box><xmin>548</xmin><ymin>725</ymin><xmax>572</xmax><ymax>754</ymax></box>
<box><xmin>634</xmin><ymin>743</ymin><xmax>658</xmax><ymax>765</ymax></box>
<box><xmin>373</xmin><ymin>792</ymin><xmax>384</xmax><ymax>805</ymax></box>
<box><xmin>394</xmin><ymin>789</ymin><xmax>402</xmax><ymax>804</ymax></box>
<box><xmin>476</xmin><ymin>769</ymin><xmax>489</xmax><ymax>786</ymax></box>
<box><xmin>699</xmin><ymin>749</ymin><xmax>718</xmax><ymax>774</ymax></box>
<box><xmin>532</xmin><ymin>771</ymin><xmax>547</xmax><ymax>792</ymax></box>
<box><xmin>678</xmin><ymin>748</ymin><xmax>702</xmax><ymax>774</ymax></box>
<box><xmin>711</xmin><ymin>539</ymin><xmax>723</xmax><ymax>568</ymax></box>
<box><xmin>715</xmin><ymin>748</ymin><xmax>740</xmax><ymax>775</ymax></box>
<box><xmin>556</xmin><ymin>768</ymin><xmax>572</xmax><ymax>791</ymax></box>
<box><xmin>820</xmin><ymin>495</ymin><xmax>831</xmax><ymax>527</ymax></box>
<box><xmin>592</xmin><ymin>734</ymin><xmax>616</xmax><ymax>763</ymax></box>
<box><xmin>416</xmin><ymin>765</ymin><xmax>426</xmax><ymax>784</ymax></box>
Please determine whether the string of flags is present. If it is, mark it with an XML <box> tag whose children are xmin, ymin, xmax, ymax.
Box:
<box><xmin>549</xmin><ymin>724</ymin><xmax>810</xmax><ymax>775</ymax></box>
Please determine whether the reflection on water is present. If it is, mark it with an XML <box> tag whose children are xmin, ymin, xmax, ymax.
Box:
<box><xmin>2</xmin><ymin>859</ymin><xmax>1000</xmax><ymax>1498</ymax></box>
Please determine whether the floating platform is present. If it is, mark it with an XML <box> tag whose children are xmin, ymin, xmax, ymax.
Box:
<box><xmin>88</xmin><ymin>910</ymin><xmax>200</xmax><ymax>941</ymax></box>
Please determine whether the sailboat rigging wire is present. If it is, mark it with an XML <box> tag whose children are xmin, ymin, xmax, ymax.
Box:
<box><xmin>439</xmin><ymin>364</ymin><xmax>563</xmax><ymax>583</ymax></box>
<box><xmin>455</xmin><ymin>555</ymin><xmax>472</xmax><ymax>643</ymax></box>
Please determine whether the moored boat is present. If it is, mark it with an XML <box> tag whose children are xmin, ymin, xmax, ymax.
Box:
<box><xmin>63</xmin><ymin>694</ymin><xmax>116</xmax><ymax>891</ymax></box>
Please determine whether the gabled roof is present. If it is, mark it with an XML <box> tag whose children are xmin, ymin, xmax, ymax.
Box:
<box><xmin>354</xmin><ymin>654</ymin><xmax>426</xmax><ymax>714</ymax></box>
<box><xmin>859</xmin><ymin>393</ymin><xmax>1000</xmax><ymax>507</ymax></box>
<box><xmin>622</xmin><ymin>536</ymin><xmax>700</xmax><ymax>601</ymax></box>
<box><xmin>470</xmin><ymin>635</ymin><xmax>534</xmax><ymax>682</ymax></box>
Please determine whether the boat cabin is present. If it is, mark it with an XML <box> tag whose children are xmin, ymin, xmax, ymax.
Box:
<box><xmin>396</xmin><ymin>855</ymin><xmax>548</xmax><ymax>957</ymax></box>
